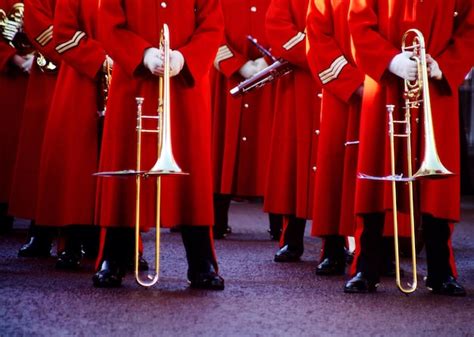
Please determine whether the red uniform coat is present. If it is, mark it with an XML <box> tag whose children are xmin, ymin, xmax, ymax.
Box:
<box><xmin>35</xmin><ymin>0</ymin><xmax>105</xmax><ymax>226</ymax></box>
<box><xmin>9</xmin><ymin>0</ymin><xmax>59</xmax><ymax>220</ymax></box>
<box><xmin>307</xmin><ymin>0</ymin><xmax>365</xmax><ymax>236</ymax></box>
<box><xmin>0</xmin><ymin>0</ymin><xmax>28</xmax><ymax>203</ymax></box>
<box><xmin>349</xmin><ymin>0</ymin><xmax>474</xmax><ymax>222</ymax></box>
<box><xmin>211</xmin><ymin>0</ymin><xmax>275</xmax><ymax>197</ymax></box>
<box><xmin>96</xmin><ymin>0</ymin><xmax>224</xmax><ymax>228</ymax></box>
<box><xmin>263</xmin><ymin>0</ymin><xmax>321</xmax><ymax>219</ymax></box>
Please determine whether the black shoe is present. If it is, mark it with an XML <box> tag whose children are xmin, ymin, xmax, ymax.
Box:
<box><xmin>344</xmin><ymin>272</ymin><xmax>378</xmax><ymax>293</ymax></box>
<box><xmin>188</xmin><ymin>271</ymin><xmax>225</xmax><ymax>291</ymax></box>
<box><xmin>92</xmin><ymin>260</ymin><xmax>125</xmax><ymax>288</ymax></box>
<box><xmin>55</xmin><ymin>249</ymin><xmax>83</xmax><ymax>270</ymax></box>
<box><xmin>18</xmin><ymin>237</ymin><xmax>52</xmax><ymax>257</ymax></box>
<box><xmin>127</xmin><ymin>256</ymin><xmax>149</xmax><ymax>272</ymax></box>
<box><xmin>315</xmin><ymin>257</ymin><xmax>345</xmax><ymax>276</ymax></box>
<box><xmin>213</xmin><ymin>225</ymin><xmax>232</xmax><ymax>239</ymax></box>
<box><xmin>426</xmin><ymin>276</ymin><xmax>467</xmax><ymax>297</ymax></box>
<box><xmin>274</xmin><ymin>245</ymin><xmax>303</xmax><ymax>262</ymax></box>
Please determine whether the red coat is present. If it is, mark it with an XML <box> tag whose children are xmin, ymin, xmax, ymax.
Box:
<box><xmin>96</xmin><ymin>0</ymin><xmax>224</xmax><ymax>228</ymax></box>
<box><xmin>35</xmin><ymin>0</ymin><xmax>105</xmax><ymax>226</ymax></box>
<box><xmin>211</xmin><ymin>0</ymin><xmax>275</xmax><ymax>197</ymax></box>
<box><xmin>9</xmin><ymin>0</ymin><xmax>59</xmax><ymax>220</ymax></box>
<box><xmin>0</xmin><ymin>0</ymin><xmax>28</xmax><ymax>203</ymax></box>
<box><xmin>349</xmin><ymin>0</ymin><xmax>474</xmax><ymax>222</ymax></box>
<box><xmin>307</xmin><ymin>0</ymin><xmax>365</xmax><ymax>236</ymax></box>
<box><xmin>263</xmin><ymin>0</ymin><xmax>321</xmax><ymax>219</ymax></box>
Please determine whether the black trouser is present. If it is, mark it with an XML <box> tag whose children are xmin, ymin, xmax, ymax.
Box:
<box><xmin>100</xmin><ymin>228</ymin><xmax>135</xmax><ymax>267</ymax></box>
<box><xmin>213</xmin><ymin>194</ymin><xmax>231</xmax><ymax>231</ymax></box>
<box><xmin>60</xmin><ymin>225</ymin><xmax>100</xmax><ymax>258</ymax></box>
<box><xmin>321</xmin><ymin>235</ymin><xmax>346</xmax><ymax>261</ymax></box>
<box><xmin>281</xmin><ymin>215</ymin><xmax>306</xmax><ymax>251</ymax></box>
<box><xmin>181</xmin><ymin>225</ymin><xmax>217</xmax><ymax>277</ymax></box>
<box><xmin>356</xmin><ymin>213</ymin><xmax>453</xmax><ymax>283</ymax></box>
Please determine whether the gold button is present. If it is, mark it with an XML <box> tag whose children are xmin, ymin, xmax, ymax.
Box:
<box><xmin>250</xmin><ymin>6</ymin><xmax>257</xmax><ymax>12</ymax></box>
<box><xmin>317</xmin><ymin>93</ymin><xmax>322</xmax><ymax>99</ymax></box>
<box><xmin>312</xmin><ymin>166</ymin><xmax>317</xmax><ymax>172</ymax></box>
<box><xmin>244</xmin><ymin>103</ymin><xmax>249</xmax><ymax>108</ymax></box>
<box><xmin>454</xmin><ymin>11</ymin><xmax>458</xmax><ymax>17</ymax></box>
<box><xmin>242</xmin><ymin>137</ymin><xmax>247</xmax><ymax>141</ymax></box>
<box><xmin>315</xmin><ymin>130</ymin><xmax>320</xmax><ymax>135</ymax></box>
<box><xmin>161</xmin><ymin>2</ymin><xmax>167</xmax><ymax>8</ymax></box>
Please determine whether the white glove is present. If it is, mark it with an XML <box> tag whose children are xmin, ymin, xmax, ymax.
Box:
<box><xmin>388</xmin><ymin>51</ymin><xmax>418</xmax><ymax>81</ymax></box>
<box><xmin>254</xmin><ymin>57</ymin><xmax>269</xmax><ymax>72</ymax></box>
<box><xmin>239</xmin><ymin>60</ymin><xmax>258</xmax><ymax>79</ymax></box>
<box><xmin>426</xmin><ymin>54</ymin><xmax>442</xmax><ymax>80</ymax></box>
<box><xmin>169</xmin><ymin>50</ymin><xmax>184</xmax><ymax>77</ymax></box>
<box><xmin>21</xmin><ymin>53</ymin><xmax>34</xmax><ymax>73</ymax></box>
<box><xmin>12</xmin><ymin>54</ymin><xmax>33</xmax><ymax>73</ymax></box>
<box><xmin>143</xmin><ymin>47</ymin><xmax>164</xmax><ymax>76</ymax></box>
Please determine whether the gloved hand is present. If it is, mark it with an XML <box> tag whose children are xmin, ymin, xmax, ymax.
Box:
<box><xmin>169</xmin><ymin>50</ymin><xmax>184</xmax><ymax>77</ymax></box>
<box><xmin>12</xmin><ymin>53</ymin><xmax>33</xmax><ymax>73</ymax></box>
<box><xmin>143</xmin><ymin>47</ymin><xmax>164</xmax><ymax>76</ymax></box>
<box><xmin>21</xmin><ymin>53</ymin><xmax>34</xmax><ymax>73</ymax></box>
<box><xmin>1</xmin><ymin>18</ymin><xmax>22</xmax><ymax>41</ymax></box>
<box><xmin>254</xmin><ymin>57</ymin><xmax>269</xmax><ymax>73</ymax></box>
<box><xmin>239</xmin><ymin>60</ymin><xmax>258</xmax><ymax>79</ymax></box>
<box><xmin>388</xmin><ymin>51</ymin><xmax>418</xmax><ymax>81</ymax></box>
<box><xmin>426</xmin><ymin>54</ymin><xmax>442</xmax><ymax>80</ymax></box>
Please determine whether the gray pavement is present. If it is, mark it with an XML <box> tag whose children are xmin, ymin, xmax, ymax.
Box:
<box><xmin>1</xmin><ymin>198</ymin><xmax>473</xmax><ymax>337</ymax></box>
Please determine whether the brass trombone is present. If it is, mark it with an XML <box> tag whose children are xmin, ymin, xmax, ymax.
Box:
<box><xmin>95</xmin><ymin>24</ymin><xmax>186</xmax><ymax>287</ymax></box>
<box><xmin>359</xmin><ymin>29</ymin><xmax>453</xmax><ymax>294</ymax></box>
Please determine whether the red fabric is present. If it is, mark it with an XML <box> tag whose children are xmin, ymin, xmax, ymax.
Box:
<box><xmin>95</xmin><ymin>0</ymin><xmax>224</xmax><ymax>228</ymax></box>
<box><xmin>0</xmin><ymin>0</ymin><xmax>28</xmax><ymax>203</ymax></box>
<box><xmin>9</xmin><ymin>0</ymin><xmax>59</xmax><ymax>220</ymax></box>
<box><xmin>263</xmin><ymin>0</ymin><xmax>321</xmax><ymax>220</ymax></box>
<box><xmin>349</xmin><ymin>0</ymin><xmax>474</xmax><ymax>222</ymax></box>
<box><xmin>211</xmin><ymin>0</ymin><xmax>275</xmax><ymax>197</ymax></box>
<box><xmin>307</xmin><ymin>0</ymin><xmax>365</xmax><ymax>237</ymax></box>
<box><xmin>35</xmin><ymin>0</ymin><xmax>105</xmax><ymax>226</ymax></box>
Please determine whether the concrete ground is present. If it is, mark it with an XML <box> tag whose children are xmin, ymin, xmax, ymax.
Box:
<box><xmin>1</xmin><ymin>198</ymin><xmax>473</xmax><ymax>337</ymax></box>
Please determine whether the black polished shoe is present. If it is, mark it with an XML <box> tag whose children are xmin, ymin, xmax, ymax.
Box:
<box><xmin>213</xmin><ymin>225</ymin><xmax>232</xmax><ymax>240</ymax></box>
<box><xmin>188</xmin><ymin>271</ymin><xmax>225</xmax><ymax>291</ymax></box>
<box><xmin>92</xmin><ymin>260</ymin><xmax>125</xmax><ymax>288</ymax></box>
<box><xmin>18</xmin><ymin>237</ymin><xmax>52</xmax><ymax>257</ymax></box>
<box><xmin>344</xmin><ymin>272</ymin><xmax>378</xmax><ymax>293</ymax></box>
<box><xmin>315</xmin><ymin>257</ymin><xmax>345</xmax><ymax>276</ymax></box>
<box><xmin>55</xmin><ymin>249</ymin><xmax>83</xmax><ymax>270</ymax></box>
<box><xmin>274</xmin><ymin>245</ymin><xmax>303</xmax><ymax>262</ymax></box>
<box><xmin>426</xmin><ymin>276</ymin><xmax>467</xmax><ymax>297</ymax></box>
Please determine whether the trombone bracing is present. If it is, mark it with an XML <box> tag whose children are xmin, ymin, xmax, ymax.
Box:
<box><xmin>95</xmin><ymin>24</ymin><xmax>186</xmax><ymax>287</ymax></box>
<box><xmin>359</xmin><ymin>29</ymin><xmax>453</xmax><ymax>294</ymax></box>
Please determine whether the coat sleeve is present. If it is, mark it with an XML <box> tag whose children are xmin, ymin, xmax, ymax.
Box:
<box><xmin>0</xmin><ymin>1</ymin><xmax>17</xmax><ymax>72</ymax></box>
<box><xmin>24</xmin><ymin>0</ymin><xmax>61</xmax><ymax>64</ymax></box>
<box><xmin>435</xmin><ymin>0</ymin><xmax>474</xmax><ymax>94</ymax></box>
<box><xmin>265</xmin><ymin>0</ymin><xmax>308</xmax><ymax>69</ymax></box>
<box><xmin>348</xmin><ymin>0</ymin><xmax>399</xmax><ymax>83</ymax></box>
<box><xmin>53</xmin><ymin>0</ymin><xmax>105</xmax><ymax>79</ymax></box>
<box><xmin>214</xmin><ymin>37</ymin><xmax>248</xmax><ymax>79</ymax></box>
<box><xmin>306</xmin><ymin>0</ymin><xmax>364</xmax><ymax>102</ymax></box>
<box><xmin>177</xmin><ymin>0</ymin><xmax>224</xmax><ymax>86</ymax></box>
<box><xmin>98</xmin><ymin>0</ymin><xmax>153</xmax><ymax>78</ymax></box>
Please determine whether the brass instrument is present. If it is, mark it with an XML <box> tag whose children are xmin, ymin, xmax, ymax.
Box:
<box><xmin>95</xmin><ymin>24</ymin><xmax>186</xmax><ymax>287</ymax></box>
<box><xmin>358</xmin><ymin>29</ymin><xmax>453</xmax><ymax>294</ymax></box>
<box><xmin>0</xmin><ymin>3</ymin><xmax>32</xmax><ymax>54</ymax></box>
<box><xmin>230</xmin><ymin>35</ymin><xmax>292</xmax><ymax>97</ymax></box>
